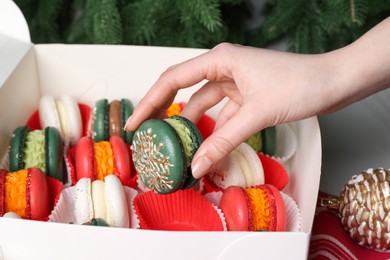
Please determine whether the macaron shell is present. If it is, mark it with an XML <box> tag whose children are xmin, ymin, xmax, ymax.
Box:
<box><xmin>45</xmin><ymin>127</ymin><xmax>65</xmax><ymax>183</ymax></box>
<box><xmin>28</xmin><ymin>168</ymin><xmax>49</xmax><ymax>221</ymax></box>
<box><xmin>60</xmin><ymin>95</ymin><xmax>83</xmax><ymax>146</ymax></box>
<box><xmin>74</xmin><ymin>178</ymin><xmax>94</xmax><ymax>224</ymax></box>
<box><xmin>260</xmin><ymin>184</ymin><xmax>286</xmax><ymax>231</ymax></box>
<box><xmin>208</xmin><ymin>152</ymin><xmax>246</xmax><ymax>189</ymax></box>
<box><xmin>219</xmin><ymin>186</ymin><xmax>250</xmax><ymax>231</ymax></box>
<box><xmin>181</xmin><ymin>168</ymin><xmax>198</xmax><ymax>190</ymax></box>
<box><xmin>39</xmin><ymin>96</ymin><xmax>62</xmax><ymax>134</ymax></box>
<box><xmin>231</xmin><ymin>149</ymin><xmax>253</xmax><ymax>186</ymax></box>
<box><xmin>176</xmin><ymin>102</ymin><xmax>215</xmax><ymax>140</ymax></box>
<box><xmin>75</xmin><ymin>136</ymin><xmax>95</xmax><ymax>180</ymax></box>
<box><xmin>132</xmin><ymin>119</ymin><xmax>186</xmax><ymax>194</ymax></box>
<box><xmin>169</xmin><ymin>115</ymin><xmax>203</xmax><ymax>163</ymax></box>
<box><xmin>121</xmin><ymin>98</ymin><xmax>134</xmax><ymax>144</ymax></box>
<box><xmin>168</xmin><ymin>116</ymin><xmax>203</xmax><ymax>189</ymax></box>
<box><xmin>110</xmin><ymin>135</ymin><xmax>131</xmax><ymax>184</ymax></box>
<box><xmin>235</xmin><ymin>142</ymin><xmax>264</xmax><ymax>187</ymax></box>
<box><xmin>109</xmin><ymin>100</ymin><xmax>122</xmax><ymax>137</ymax></box>
<box><xmin>104</xmin><ymin>175</ymin><xmax>129</xmax><ymax>228</ymax></box>
<box><xmin>91</xmin><ymin>180</ymin><xmax>107</xmax><ymax>220</ymax></box>
<box><xmin>0</xmin><ymin>169</ymin><xmax>6</xmax><ymax>216</ymax></box>
<box><xmin>9</xmin><ymin>126</ymin><xmax>31</xmax><ymax>172</ymax></box>
<box><xmin>262</xmin><ymin>126</ymin><xmax>276</xmax><ymax>156</ymax></box>
<box><xmin>2</xmin><ymin>212</ymin><xmax>21</xmax><ymax>219</ymax></box>
<box><xmin>83</xmin><ymin>218</ymin><xmax>110</xmax><ymax>226</ymax></box>
<box><xmin>93</xmin><ymin>99</ymin><xmax>109</xmax><ymax>142</ymax></box>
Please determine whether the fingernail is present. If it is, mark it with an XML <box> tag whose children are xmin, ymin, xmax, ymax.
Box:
<box><xmin>192</xmin><ymin>156</ymin><xmax>212</xmax><ymax>179</ymax></box>
<box><xmin>124</xmin><ymin>116</ymin><xmax>132</xmax><ymax>131</ymax></box>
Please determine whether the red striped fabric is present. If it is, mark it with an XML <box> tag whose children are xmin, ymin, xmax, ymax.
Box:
<box><xmin>309</xmin><ymin>192</ymin><xmax>390</xmax><ymax>260</ymax></box>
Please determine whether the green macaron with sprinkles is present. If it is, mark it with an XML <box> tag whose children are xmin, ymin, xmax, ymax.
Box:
<box><xmin>9</xmin><ymin>126</ymin><xmax>65</xmax><ymax>183</ymax></box>
<box><xmin>131</xmin><ymin>115</ymin><xmax>203</xmax><ymax>194</ymax></box>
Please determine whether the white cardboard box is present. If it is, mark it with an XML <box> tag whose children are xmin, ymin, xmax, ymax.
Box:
<box><xmin>0</xmin><ymin>1</ymin><xmax>322</xmax><ymax>259</ymax></box>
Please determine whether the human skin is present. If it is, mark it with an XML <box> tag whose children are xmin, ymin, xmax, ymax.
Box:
<box><xmin>125</xmin><ymin>17</ymin><xmax>390</xmax><ymax>179</ymax></box>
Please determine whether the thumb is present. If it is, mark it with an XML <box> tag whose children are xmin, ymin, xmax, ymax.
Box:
<box><xmin>191</xmin><ymin>105</ymin><xmax>262</xmax><ymax>178</ymax></box>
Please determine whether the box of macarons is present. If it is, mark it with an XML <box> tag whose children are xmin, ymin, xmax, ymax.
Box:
<box><xmin>0</xmin><ymin>1</ymin><xmax>322</xmax><ymax>259</ymax></box>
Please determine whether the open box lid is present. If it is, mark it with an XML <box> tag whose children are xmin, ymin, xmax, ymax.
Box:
<box><xmin>0</xmin><ymin>0</ymin><xmax>32</xmax><ymax>87</ymax></box>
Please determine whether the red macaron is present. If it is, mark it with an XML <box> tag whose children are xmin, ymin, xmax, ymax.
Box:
<box><xmin>219</xmin><ymin>184</ymin><xmax>286</xmax><ymax>232</ymax></box>
<box><xmin>0</xmin><ymin>168</ymin><xmax>49</xmax><ymax>221</ymax></box>
<box><xmin>74</xmin><ymin>135</ymin><xmax>132</xmax><ymax>185</ymax></box>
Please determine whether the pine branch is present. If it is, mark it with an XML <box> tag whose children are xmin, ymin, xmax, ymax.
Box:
<box><xmin>346</xmin><ymin>0</ymin><xmax>368</xmax><ymax>26</ymax></box>
<box><xmin>36</xmin><ymin>0</ymin><xmax>64</xmax><ymax>27</ymax></box>
<box><xmin>84</xmin><ymin>0</ymin><xmax>123</xmax><ymax>44</ymax></box>
<box><xmin>182</xmin><ymin>0</ymin><xmax>222</xmax><ymax>32</ymax></box>
<box><xmin>121</xmin><ymin>0</ymin><xmax>166</xmax><ymax>45</ymax></box>
<box><xmin>261</xmin><ymin>0</ymin><xmax>305</xmax><ymax>42</ymax></box>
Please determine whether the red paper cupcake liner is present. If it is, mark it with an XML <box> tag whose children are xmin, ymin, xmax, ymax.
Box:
<box><xmin>196</xmin><ymin>114</ymin><xmax>215</xmax><ymax>140</ymax></box>
<box><xmin>258</xmin><ymin>153</ymin><xmax>289</xmax><ymax>191</ymax></box>
<box><xmin>134</xmin><ymin>189</ymin><xmax>224</xmax><ymax>231</ymax></box>
<box><xmin>46</xmin><ymin>176</ymin><xmax>63</xmax><ymax>221</ymax></box>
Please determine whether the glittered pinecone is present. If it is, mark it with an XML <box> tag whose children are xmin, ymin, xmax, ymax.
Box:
<box><xmin>339</xmin><ymin>168</ymin><xmax>390</xmax><ymax>250</ymax></box>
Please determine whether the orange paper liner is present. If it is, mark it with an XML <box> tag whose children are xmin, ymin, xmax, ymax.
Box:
<box><xmin>48</xmin><ymin>185</ymin><xmax>139</xmax><ymax>228</ymax></box>
<box><xmin>134</xmin><ymin>189</ymin><xmax>225</xmax><ymax>231</ymax></box>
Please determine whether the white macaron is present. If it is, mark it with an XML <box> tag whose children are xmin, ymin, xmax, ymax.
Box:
<box><xmin>39</xmin><ymin>95</ymin><xmax>82</xmax><ymax>146</ymax></box>
<box><xmin>209</xmin><ymin>142</ymin><xmax>264</xmax><ymax>189</ymax></box>
<box><xmin>74</xmin><ymin>175</ymin><xmax>130</xmax><ymax>228</ymax></box>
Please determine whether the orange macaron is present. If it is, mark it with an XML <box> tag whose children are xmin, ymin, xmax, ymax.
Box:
<box><xmin>74</xmin><ymin>135</ymin><xmax>132</xmax><ymax>185</ymax></box>
<box><xmin>0</xmin><ymin>168</ymin><xmax>49</xmax><ymax>221</ymax></box>
<box><xmin>219</xmin><ymin>184</ymin><xmax>286</xmax><ymax>232</ymax></box>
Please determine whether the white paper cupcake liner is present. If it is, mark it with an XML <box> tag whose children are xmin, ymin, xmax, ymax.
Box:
<box><xmin>48</xmin><ymin>184</ymin><xmax>139</xmax><ymax>228</ymax></box>
<box><xmin>273</xmin><ymin>124</ymin><xmax>298</xmax><ymax>164</ymax></box>
<box><xmin>281</xmin><ymin>191</ymin><xmax>302</xmax><ymax>232</ymax></box>
<box><xmin>62</xmin><ymin>142</ymin><xmax>73</xmax><ymax>188</ymax></box>
<box><xmin>0</xmin><ymin>152</ymin><xmax>9</xmax><ymax>170</ymax></box>
<box><xmin>204</xmin><ymin>191</ymin><xmax>223</xmax><ymax>208</ymax></box>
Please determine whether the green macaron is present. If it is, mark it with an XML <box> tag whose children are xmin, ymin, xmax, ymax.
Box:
<box><xmin>93</xmin><ymin>99</ymin><xmax>110</xmax><ymax>142</ymax></box>
<box><xmin>9</xmin><ymin>126</ymin><xmax>65</xmax><ymax>183</ymax></box>
<box><xmin>82</xmin><ymin>218</ymin><xmax>110</xmax><ymax>227</ymax></box>
<box><xmin>131</xmin><ymin>115</ymin><xmax>203</xmax><ymax>194</ymax></box>
<box><xmin>93</xmin><ymin>98</ymin><xmax>134</xmax><ymax>144</ymax></box>
<box><xmin>262</xmin><ymin>126</ymin><xmax>276</xmax><ymax>156</ymax></box>
<box><xmin>245</xmin><ymin>126</ymin><xmax>276</xmax><ymax>156</ymax></box>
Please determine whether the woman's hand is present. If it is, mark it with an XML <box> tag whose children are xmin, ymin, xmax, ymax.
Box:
<box><xmin>125</xmin><ymin>17</ymin><xmax>390</xmax><ymax>178</ymax></box>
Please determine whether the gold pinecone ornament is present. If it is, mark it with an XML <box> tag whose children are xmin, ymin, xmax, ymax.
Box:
<box><xmin>339</xmin><ymin>168</ymin><xmax>390</xmax><ymax>250</ymax></box>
